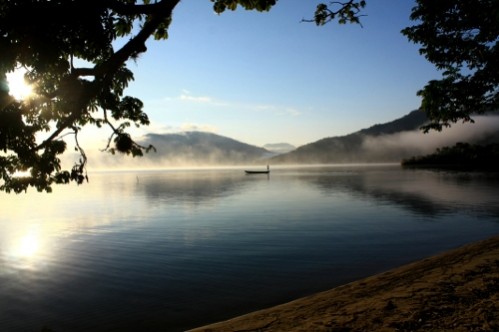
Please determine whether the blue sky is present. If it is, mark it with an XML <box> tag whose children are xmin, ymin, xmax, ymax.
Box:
<box><xmin>124</xmin><ymin>0</ymin><xmax>441</xmax><ymax>147</ymax></box>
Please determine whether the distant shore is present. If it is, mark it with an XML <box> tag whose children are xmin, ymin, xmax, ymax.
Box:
<box><xmin>189</xmin><ymin>235</ymin><xmax>499</xmax><ymax>331</ymax></box>
<box><xmin>401</xmin><ymin>142</ymin><xmax>499</xmax><ymax>171</ymax></box>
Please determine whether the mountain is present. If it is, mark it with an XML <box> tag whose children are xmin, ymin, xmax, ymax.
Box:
<box><xmin>269</xmin><ymin>110</ymin><xmax>428</xmax><ymax>164</ymax></box>
<box><xmin>357</xmin><ymin>109</ymin><xmax>428</xmax><ymax>136</ymax></box>
<box><xmin>263</xmin><ymin>143</ymin><xmax>296</xmax><ymax>154</ymax></box>
<box><xmin>86</xmin><ymin>111</ymin><xmax>499</xmax><ymax>169</ymax></box>
<box><xmin>269</xmin><ymin>110</ymin><xmax>499</xmax><ymax>164</ymax></box>
<box><xmin>137</xmin><ymin>131</ymin><xmax>272</xmax><ymax>166</ymax></box>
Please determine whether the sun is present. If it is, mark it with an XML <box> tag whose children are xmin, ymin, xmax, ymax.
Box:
<box><xmin>6</xmin><ymin>69</ymin><xmax>34</xmax><ymax>100</ymax></box>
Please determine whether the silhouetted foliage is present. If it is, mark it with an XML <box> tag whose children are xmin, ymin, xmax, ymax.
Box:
<box><xmin>0</xmin><ymin>0</ymin><xmax>363</xmax><ymax>193</ymax></box>
<box><xmin>402</xmin><ymin>142</ymin><xmax>499</xmax><ymax>170</ymax></box>
<box><xmin>304</xmin><ymin>0</ymin><xmax>366</xmax><ymax>26</ymax></box>
<box><xmin>6</xmin><ymin>0</ymin><xmax>495</xmax><ymax>191</ymax></box>
<box><xmin>40</xmin><ymin>327</ymin><xmax>55</xmax><ymax>332</ymax></box>
<box><xmin>402</xmin><ymin>0</ymin><xmax>499</xmax><ymax>132</ymax></box>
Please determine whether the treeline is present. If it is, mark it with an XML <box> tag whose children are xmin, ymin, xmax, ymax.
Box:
<box><xmin>402</xmin><ymin>142</ymin><xmax>499</xmax><ymax>170</ymax></box>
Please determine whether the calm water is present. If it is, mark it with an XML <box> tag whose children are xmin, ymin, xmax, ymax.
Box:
<box><xmin>1</xmin><ymin>165</ymin><xmax>499</xmax><ymax>331</ymax></box>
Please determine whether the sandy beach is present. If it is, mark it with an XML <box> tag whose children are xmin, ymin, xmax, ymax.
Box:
<box><xmin>189</xmin><ymin>235</ymin><xmax>499</xmax><ymax>332</ymax></box>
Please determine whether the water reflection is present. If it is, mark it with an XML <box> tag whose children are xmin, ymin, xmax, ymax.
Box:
<box><xmin>14</xmin><ymin>230</ymin><xmax>40</xmax><ymax>258</ymax></box>
<box><xmin>291</xmin><ymin>166</ymin><xmax>499</xmax><ymax>218</ymax></box>
<box><xmin>1</xmin><ymin>166</ymin><xmax>499</xmax><ymax>332</ymax></box>
<box><xmin>138</xmin><ymin>169</ymin><xmax>262</xmax><ymax>205</ymax></box>
<box><xmin>4</xmin><ymin>227</ymin><xmax>42</xmax><ymax>272</ymax></box>
<box><xmin>0</xmin><ymin>173</ymin><xmax>154</xmax><ymax>274</ymax></box>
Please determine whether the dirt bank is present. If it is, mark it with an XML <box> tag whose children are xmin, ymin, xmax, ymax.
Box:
<box><xmin>189</xmin><ymin>235</ymin><xmax>499</xmax><ymax>331</ymax></box>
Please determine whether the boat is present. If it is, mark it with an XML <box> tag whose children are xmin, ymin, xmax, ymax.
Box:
<box><xmin>244</xmin><ymin>165</ymin><xmax>270</xmax><ymax>174</ymax></box>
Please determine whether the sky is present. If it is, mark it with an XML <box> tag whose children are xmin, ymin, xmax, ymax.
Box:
<box><xmin>120</xmin><ymin>0</ymin><xmax>442</xmax><ymax>148</ymax></box>
<box><xmin>16</xmin><ymin>0</ymin><xmax>443</xmax><ymax>149</ymax></box>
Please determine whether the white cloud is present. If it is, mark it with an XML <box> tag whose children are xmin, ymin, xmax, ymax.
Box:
<box><xmin>132</xmin><ymin>122</ymin><xmax>176</xmax><ymax>135</ymax></box>
<box><xmin>179</xmin><ymin>123</ymin><xmax>218</xmax><ymax>133</ymax></box>
<box><xmin>179</xmin><ymin>90</ymin><xmax>214</xmax><ymax>103</ymax></box>
<box><xmin>280</xmin><ymin>107</ymin><xmax>302</xmax><ymax>117</ymax></box>
<box><xmin>150</xmin><ymin>89</ymin><xmax>305</xmax><ymax>118</ymax></box>
<box><xmin>175</xmin><ymin>89</ymin><xmax>233</xmax><ymax>108</ymax></box>
<box><xmin>128</xmin><ymin>120</ymin><xmax>219</xmax><ymax>135</ymax></box>
<box><xmin>252</xmin><ymin>104</ymin><xmax>302</xmax><ymax>117</ymax></box>
<box><xmin>146</xmin><ymin>90</ymin><xmax>225</xmax><ymax>107</ymax></box>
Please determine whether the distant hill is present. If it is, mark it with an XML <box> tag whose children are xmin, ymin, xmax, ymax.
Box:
<box><xmin>358</xmin><ymin>109</ymin><xmax>428</xmax><ymax>136</ymax></box>
<box><xmin>269</xmin><ymin>110</ymin><xmax>499</xmax><ymax>164</ymax></box>
<box><xmin>270</xmin><ymin>110</ymin><xmax>428</xmax><ymax>164</ymax></box>
<box><xmin>85</xmin><ymin>111</ymin><xmax>499</xmax><ymax>169</ymax></box>
<box><xmin>263</xmin><ymin>143</ymin><xmax>296</xmax><ymax>154</ymax></box>
<box><xmin>137</xmin><ymin>131</ymin><xmax>272</xmax><ymax>166</ymax></box>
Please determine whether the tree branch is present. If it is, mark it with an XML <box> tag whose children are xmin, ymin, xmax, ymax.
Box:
<box><xmin>99</xmin><ymin>0</ymin><xmax>180</xmax><ymax>81</ymax></box>
<box><xmin>303</xmin><ymin>0</ymin><xmax>366</xmax><ymax>26</ymax></box>
<box><xmin>103</xmin><ymin>0</ymin><xmax>166</xmax><ymax>16</ymax></box>
<box><xmin>72</xmin><ymin>68</ymin><xmax>98</xmax><ymax>77</ymax></box>
<box><xmin>35</xmin><ymin>0</ymin><xmax>181</xmax><ymax>152</ymax></box>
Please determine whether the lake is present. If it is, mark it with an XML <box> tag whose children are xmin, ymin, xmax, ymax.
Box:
<box><xmin>1</xmin><ymin>165</ymin><xmax>499</xmax><ymax>331</ymax></box>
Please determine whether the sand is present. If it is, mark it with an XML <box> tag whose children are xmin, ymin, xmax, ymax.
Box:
<box><xmin>188</xmin><ymin>235</ymin><xmax>499</xmax><ymax>332</ymax></box>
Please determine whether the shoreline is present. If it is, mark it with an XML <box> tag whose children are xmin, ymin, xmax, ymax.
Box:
<box><xmin>188</xmin><ymin>235</ymin><xmax>499</xmax><ymax>331</ymax></box>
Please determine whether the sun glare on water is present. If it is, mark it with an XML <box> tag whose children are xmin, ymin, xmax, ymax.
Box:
<box><xmin>16</xmin><ymin>232</ymin><xmax>40</xmax><ymax>258</ymax></box>
<box><xmin>6</xmin><ymin>69</ymin><xmax>34</xmax><ymax>100</ymax></box>
<box><xmin>5</xmin><ymin>227</ymin><xmax>48</xmax><ymax>271</ymax></box>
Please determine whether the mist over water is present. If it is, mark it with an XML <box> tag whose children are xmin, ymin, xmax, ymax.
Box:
<box><xmin>1</xmin><ymin>166</ymin><xmax>499</xmax><ymax>331</ymax></box>
<box><xmin>65</xmin><ymin>115</ymin><xmax>499</xmax><ymax>170</ymax></box>
<box><xmin>362</xmin><ymin>116</ymin><xmax>499</xmax><ymax>160</ymax></box>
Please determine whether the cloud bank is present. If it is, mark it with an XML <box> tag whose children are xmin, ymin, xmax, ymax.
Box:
<box><xmin>362</xmin><ymin>116</ymin><xmax>499</xmax><ymax>160</ymax></box>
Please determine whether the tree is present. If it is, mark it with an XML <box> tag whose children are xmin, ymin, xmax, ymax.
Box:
<box><xmin>402</xmin><ymin>142</ymin><xmax>499</xmax><ymax>169</ymax></box>
<box><xmin>402</xmin><ymin>0</ymin><xmax>499</xmax><ymax>132</ymax></box>
<box><xmin>0</xmin><ymin>0</ymin><xmax>365</xmax><ymax>193</ymax></box>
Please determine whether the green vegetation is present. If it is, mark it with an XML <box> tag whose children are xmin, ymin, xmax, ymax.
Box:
<box><xmin>402</xmin><ymin>142</ymin><xmax>499</xmax><ymax>170</ymax></box>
